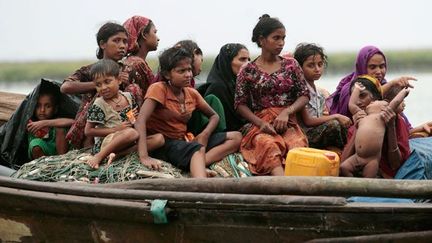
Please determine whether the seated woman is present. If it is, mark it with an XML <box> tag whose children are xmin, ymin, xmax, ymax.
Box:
<box><xmin>235</xmin><ymin>14</ymin><xmax>309</xmax><ymax>176</ymax></box>
<box><xmin>340</xmin><ymin>76</ymin><xmax>411</xmax><ymax>178</ymax></box>
<box><xmin>294</xmin><ymin>43</ymin><xmax>351</xmax><ymax>151</ymax></box>
<box><xmin>197</xmin><ymin>43</ymin><xmax>250</xmax><ymax>132</ymax></box>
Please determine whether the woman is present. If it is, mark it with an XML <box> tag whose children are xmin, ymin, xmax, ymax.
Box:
<box><xmin>61</xmin><ymin>22</ymin><xmax>128</xmax><ymax>148</ymax></box>
<box><xmin>198</xmin><ymin>43</ymin><xmax>250</xmax><ymax>131</ymax></box>
<box><xmin>340</xmin><ymin>77</ymin><xmax>410</xmax><ymax>178</ymax></box>
<box><xmin>235</xmin><ymin>14</ymin><xmax>309</xmax><ymax>176</ymax></box>
<box><xmin>327</xmin><ymin>45</ymin><xmax>415</xmax><ymax>122</ymax></box>
<box><xmin>122</xmin><ymin>15</ymin><xmax>159</xmax><ymax>106</ymax></box>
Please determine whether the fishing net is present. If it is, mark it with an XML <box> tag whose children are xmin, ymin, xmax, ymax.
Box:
<box><xmin>12</xmin><ymin>149</ymin><xmax>251</xmax><ymax>184</ymax></box>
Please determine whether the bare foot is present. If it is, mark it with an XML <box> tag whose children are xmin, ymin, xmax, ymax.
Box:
<box><xmin>206</xmin><ymin>169</ymin><xmax>217</xmax><ymax>178</ymax></box>
<box><xmin>87</xmin><ymin>156</ymin><xmax>102</xmax><ymax>169</ymax></box>
<box><xmin>107</xmin><ymin>153</ymin><xmax>116</xmax><ymax>166</ymax></box>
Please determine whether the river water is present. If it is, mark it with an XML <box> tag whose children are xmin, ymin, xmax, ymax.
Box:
<box><xmin>1</xmin><ymin>72</ymin><xmax>431</xmax><ymax>126</ymax></box>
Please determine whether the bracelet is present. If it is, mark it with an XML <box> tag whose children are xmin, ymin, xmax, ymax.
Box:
<box><xmin>390</xmin><ymin>147</ymin><xmax>399</xmax><ymax>153</ymax></box>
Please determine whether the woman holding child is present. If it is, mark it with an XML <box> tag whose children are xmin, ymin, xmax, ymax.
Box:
<box><xmin>61</xmin><ymin>22</ymin><xmax>129</xmax><ymax>148</ymax></box>
<box><xmin>235</xmin><ymin>15</ymin><xmax>309</xmax><ymax>176</ymax></box>
<box><xmin>340</xmin><ymin>76</ymin><xmax>410</xmax><ymax>178</ymax></box>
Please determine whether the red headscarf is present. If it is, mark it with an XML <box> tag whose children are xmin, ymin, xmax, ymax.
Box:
<box><xmin>123</xmin><ymin>15</ymin><xmax>151</xmax><ymax>54</ymax></box>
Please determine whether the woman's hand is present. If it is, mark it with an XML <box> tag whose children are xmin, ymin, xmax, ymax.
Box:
<box><xmin>352</xmin><ymin>110</ymin><xmax>367</xmax><ymax>126</ymax></box>
<box><xmin>273</xmin><ymin>110</ymin><xmax>290</xmax><ymax>134</ymax></box>
<box><xmin>335</xmin><ymin>114</ymin><xmax>352</xmax><ymax>128</ymax></box>
<box><xmin>259</xmin><ymin>121</ymin><xmax>277</xmax><ymax>135</ymax></box>
<box><xmin>390</xmin><ymin>76</ymin><xmax>416</xmax><ymax>88</ymax></box>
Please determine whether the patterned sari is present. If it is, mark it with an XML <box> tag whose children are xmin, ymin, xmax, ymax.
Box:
<box><xmin>241</xmin><ymin>107</ymin><xmax>308</xmax><ymax>174</ymax></box>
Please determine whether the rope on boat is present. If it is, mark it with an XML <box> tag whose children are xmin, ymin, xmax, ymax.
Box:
<box><xmin>11</xmin><ymin>149</ymin><xmax>251</xmax><ymax>184</ymax></box>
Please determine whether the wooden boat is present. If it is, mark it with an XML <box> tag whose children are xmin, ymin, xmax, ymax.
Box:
<box><xmin>1</xmin><ymin>90</ymin><xmax>432</xmax><ymax>242</ymax></box>
<box><xmin>1</xmin><ymin>176</ymin><xmax>432</xmax><ymax>242</ymax></box>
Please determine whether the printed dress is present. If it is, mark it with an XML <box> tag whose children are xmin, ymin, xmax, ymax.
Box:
<box><xmin>302</xmin><ymin>83</ymin><xmax>347</xmax><ymax>149</ymax></box>
<box><xmin>87</xmin><ymin>92</ymin><xmax>138</xmax><ymax>154</ymax></box>
<box><xmin>122</xmin><ymin>56</ymin><xmax>155</xmax><ymax>106</ymax></box>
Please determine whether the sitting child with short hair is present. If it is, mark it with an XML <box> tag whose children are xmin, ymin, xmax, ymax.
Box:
<box><xmin>340</xmin><ymin>75</ymin><xmax>409</xmax><ymax>178</ymax></box>
<box><xmin>27</xmin><ymin>89</ymin><xmax>74</xmax><ymax>159</ymax></box>
<box><xmin>84</xmin><ymin>59</ymin><xmax>164</xmax><ymax>169</ymax></box>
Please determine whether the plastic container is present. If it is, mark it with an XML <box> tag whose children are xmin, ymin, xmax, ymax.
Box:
<box><xmin>284</xmin><ymin>147</ymin><xmax>340</xmax><ymax>176</ymax></box>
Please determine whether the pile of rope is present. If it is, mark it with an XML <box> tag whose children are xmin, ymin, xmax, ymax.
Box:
<box><xmin>12</xmin><ymin>149</ymin><xmax>184</xmax><ymax>183</ymax></box>
<box><xmin>12</xmin><ymin>149</ymin><xmax>252</xmax><ymax>184</ymax></box>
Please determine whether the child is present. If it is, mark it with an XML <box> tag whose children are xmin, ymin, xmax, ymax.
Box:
<box><xmin>294</xmin><ymin>43</ymin><xmax>352</xmax><ymax>150</ymax></box>
<box><xmin>135</xmin><ymin>47</ymin><xmax>242</xmax><ymax>177</ymax></box>
<box><xmin>84</xmin><ymin>59</ymin><xmax>164</xmax><ymax>169</ymax></box>
<box><xmin>27</xmin><ymin>88</ymin><xmax>74</xmax><ymax>159</ymax></box>
<box><xmin>340</xmin><ymin>75</ymin><xmax>409</xmax><ymax>177</ymax></box>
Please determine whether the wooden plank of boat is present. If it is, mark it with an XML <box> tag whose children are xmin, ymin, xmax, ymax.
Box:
<box><xmin>308</xmin><ymin>230</ymin><xmax>432</xmax><ymax>242</ymax></box>
<box><xmin>0</xmin><ymin>91</ymin><xmax>25</xmax><ymax>126</ymax></box>
<box><xmin>100</xmin><ymin>176</ymin><xmax>432</xmax><ymax>199</ymax></box>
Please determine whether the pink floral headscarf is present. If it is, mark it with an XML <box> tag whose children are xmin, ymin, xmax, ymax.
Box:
<box><xmin>123</xmin><ymin>15</ymin><xmax>151</xmax><ymax>54</ymax></box>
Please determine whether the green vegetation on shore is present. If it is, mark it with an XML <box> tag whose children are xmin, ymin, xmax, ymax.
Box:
<box><xmin>1</xmin><ymin>49</ymin><xmax>431</xmax><ymax>82</ymax></box>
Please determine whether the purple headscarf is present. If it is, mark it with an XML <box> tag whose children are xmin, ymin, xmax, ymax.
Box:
<box><xmin>327</xmin><ymin>45</ymin><xmax>387</xmax><ymax>118</ymax></box>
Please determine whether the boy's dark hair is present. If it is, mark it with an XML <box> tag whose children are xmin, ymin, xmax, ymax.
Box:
<box><xmin>96</xmin><ymin>22</ymin><xmax>128</xmax><ymax>59</ymax></box>
<box><xmin>90</xmin><ymin>59</ymin><xmax>121</xmax><ymax>80</ymax></box>
<box><xmin>251</xmin><ymin>14</ymin><xmax>285</xmax><ymax>48</ymax></box>
<box><xmin>350</xmin><ymin>77</ymin><xmax>382</xmax><ymax>100</ymax></box>
<box><xmin>158</xmin><ymin>47</ymin><xmax>192</xmax><ymax>80</ymax></box>
<box><xmin>383</xmin><ymin>85</ymin><xmax>403</xmax><ymax>102</ymax></box>
<box><xmin>294</xmin><ymin>43</ymin><xmax>328</xmax><ymax>67</ymax></box>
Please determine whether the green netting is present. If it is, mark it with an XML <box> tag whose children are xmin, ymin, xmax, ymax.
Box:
<box><xmin>12</xmin><ymin>149</ymin><xmax>252</xmax><ymax>184</ymax></box>
<box><xmin>12</xmin><ymin>148</ymin><xmax>184</xmax><ymax>183</ymax></box>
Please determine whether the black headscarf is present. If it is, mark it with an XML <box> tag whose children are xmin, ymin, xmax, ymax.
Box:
<box><xmin>197</xmin><ymin>43</ymin><xmax>247</xmax><ymax>131</ymax></box>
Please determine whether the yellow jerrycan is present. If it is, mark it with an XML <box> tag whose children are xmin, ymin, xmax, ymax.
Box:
<box><xmin>284</xmin><ymin>147</ymin><xmax>340</xmax><ymax>176</ymax></box>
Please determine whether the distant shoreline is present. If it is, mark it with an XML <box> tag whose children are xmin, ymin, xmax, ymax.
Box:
<box><xmin>1</xmin><ymin>49</ymin><xmax>432</xmax><ymax>82</ymax></box>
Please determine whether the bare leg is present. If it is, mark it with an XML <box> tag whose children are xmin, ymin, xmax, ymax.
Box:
<box><xmin>340</xmin><ymin>155</ymin><xmax>357</xmax><ymax>177</ymax></box>
<box><xmin>31</xmin><ymin>146</ymin><xmax>45</xmax><ymax>160</ymax></box>
<box><xmin>189</xmin><ymin>147</ymin><xmax>207</xmax><ymax>178</ymax></box>
<box><xmin>87</xmin><ymin>128</ymin><xmax>139</xmax><ymax>169</ymax></box>
<box><xmin>83</xmin><ymin>136</ymin><xmax>94</xmax><ymax>148</ymax></box>
<box><xmin>361</xmin><ymin>157</ymin><xmax>379</xmax><ymax>178</ymax></box>
<box><xmin>271</xmin><ymin>165</ymin><xmax>284</xmax><ymax>176</ymax></box>
<box><xmin>55</xmin><ymin>128</ymin><xmax>68</xmax><ymax>155</ymax></box>
<box><xmin>205</xmin><ymin>131</ymin><xmax>242</xmax><ymax>166</ymax></box>
<box><xmin>147</xmin><ymin>133</ymin><xmax>165</xmax><ymax>151</ymax></box>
